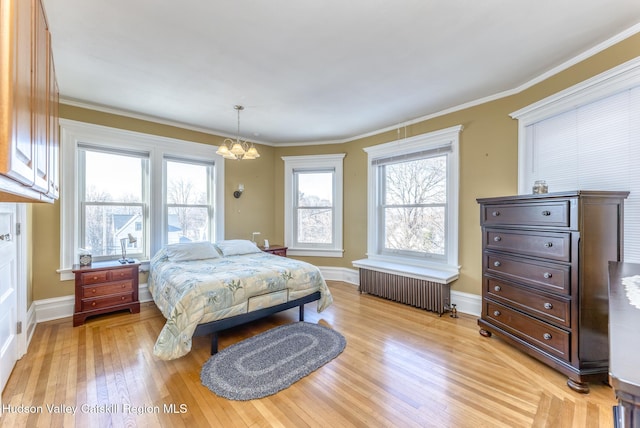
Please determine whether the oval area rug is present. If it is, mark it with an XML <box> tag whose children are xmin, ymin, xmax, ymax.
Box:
<box><xmin>200</xmin><ymin>322</ymin><xmax>346</xmax><ymax>400</ymax></box>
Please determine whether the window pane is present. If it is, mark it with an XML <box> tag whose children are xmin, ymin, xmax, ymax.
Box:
<box><xmin>384</xmin><ymin>206</ymin><xmax>445</xmax><ymax>255</ymax></box>
<box><xmin>297</xmin><ymin>172</ymin><xmax>333</xmax><ymax>207</ymax></box>
<box><xmin>297</xmin><ymin>208</ymin><xmax>332</xmax><ymax>244</ymax></box>
<box><xmin>167</xmin><ymin>161</ymin><xmax>209</xmax><ymax>204</ymax></box>
<box><xmin>384</xmin><ymin>156</ymin><xmax>446</xmax><ymax>205</ymax></box>
<box><xmin>85</xmin><ymin>151</ymin><xmax>144</xmax><ymax>202</ymax></box>
<box><xmin>84</xmin><ymin>205</ymin><xmax>143</xmax><ymax>257</ymax></box>
<box><xmin>167</xmin><ymin>207</ymin><xmax>209</xmax><ymax>244</ymax></box>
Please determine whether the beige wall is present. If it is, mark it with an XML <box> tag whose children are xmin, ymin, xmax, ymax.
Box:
<box><xmin>30</xmin><ymin>33</ymin><xmax>640</xmax><ymax>301</ymax></box>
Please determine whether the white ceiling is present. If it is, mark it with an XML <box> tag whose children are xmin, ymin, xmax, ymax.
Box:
<box><xmin>42</xmin><ymin>0</ymin><xmax>640</xmax><ymax>145</ymax></box>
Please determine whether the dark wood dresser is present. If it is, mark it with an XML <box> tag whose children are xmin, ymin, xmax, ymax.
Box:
<box><xmin>608</xmin><ymin>261</ymin><xmax>640</xmax><ymax>427</ymax></box>
<box><xmin>477</xmin><ymin>191</ymin><xmax>628</xmax><ymax>393</ymax></box>
<box><xmin>72</xmin><ymin>260</ymin><xmax>140</xmax><ymax>326</ymax></box>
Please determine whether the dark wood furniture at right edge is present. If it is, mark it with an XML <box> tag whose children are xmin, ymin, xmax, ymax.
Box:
<box><xmin>608</xmin><ymin>261</ymin><xmax>640</xmax><ymax>428</ymax></box>
<box><xmin>477</xmin><ymin>191</ymin><xmax>629</xmax><ymax>393</ymax></box>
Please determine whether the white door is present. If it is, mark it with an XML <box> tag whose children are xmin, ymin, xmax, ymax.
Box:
<box><xmin>0</xmin><ymin>203</ymin><xmax>17</xmax><ymax>392</ymax></box>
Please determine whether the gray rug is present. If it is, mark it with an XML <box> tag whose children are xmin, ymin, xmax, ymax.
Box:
<box><xmin>200</xmin><ymin>322</ymin><xmax>346</xmax><ymax>400</ymax></box>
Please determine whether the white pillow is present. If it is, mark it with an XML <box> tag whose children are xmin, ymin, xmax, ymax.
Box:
<box><xmin>165</xmin><ymin>241</ymin><xmax>221</xmax><ymax>262</ymax></box>
<box><xmin>215</xmin><ymin>239</ymin><xmax>261</xmax><ymax>256</ymax></box>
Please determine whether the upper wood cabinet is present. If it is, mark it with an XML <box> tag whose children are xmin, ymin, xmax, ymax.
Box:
<box><xmin>0</xmin><ymin>0</ymin><xmax>59</xmax><ymax>202</ymax></box>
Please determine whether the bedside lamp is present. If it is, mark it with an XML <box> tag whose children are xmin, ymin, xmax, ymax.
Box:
<box><xmin>119</xmin><ymin>233</ymin><xmax>137</xmax><ymax>264</ymax></box>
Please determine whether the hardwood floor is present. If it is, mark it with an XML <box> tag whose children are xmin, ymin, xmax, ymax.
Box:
<box><xmin>1</xmin><ymin>281</ymin><xmax>617</xmax><ymax>427</ymax></box>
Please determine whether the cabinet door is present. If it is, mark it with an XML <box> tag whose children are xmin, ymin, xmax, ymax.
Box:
<box><xmin>32</xmin><ymin>0</ymin><xmax>49</xmax><ymax>193</ymax></box>
<box><xmin>45</xmin><ymin>34</ymin><xmax>59</xmax><ymax>199</ymax></box>
<box><xmin>0</xmin><ymin>0</ymin><xmax>36</xmax><ymax>186</ymax></box>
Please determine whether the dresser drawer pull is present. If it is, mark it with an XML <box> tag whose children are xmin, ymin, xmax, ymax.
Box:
<box><xmin>493</xmin><ymin>310</ymin><xmax>501</xmax><ymax>317</ymax></box>
<box><xmin>92</xmin><ymin>276</ymin><xmax>98</xmax><ymax>280</ymax></box>
<box><xmin>494</xmin><ymin>285</ymin><xmax>501</xmax><ymax>292</ymax></box>
<box><xmin>121</xmin><ymin>296</ymin><xmax>126</xmax><ymax>301</ymax></box>
<box><xmin>542</xmin><ymin>210</ymin><xmax>551</xmax><ymax>216</ymax></box>
<box><xmin>91</xmin><ymin>288</ymin><xmax>96</xmax><ymax>294</ymax></box>
<box><xmin>493</xmin><ymin>261</ymin><xmax>501</xmax><ymax>267</ymax></box>
<box><xmin>491</xmin><ymin>211</ymin><xmax>500</xmax><ymax>217</ymax></box>
<box><xmin>543</xmin><ymin>333</ymin><xmax>552</xmax><ymax>340</ymax></box>
<box><xmin>91</xmin><ymin>301</ymin><xmax>96</xmax><ymax>307</ymax></box>
<box><xmin>544</xmin><ymin>242</ymin><xmax>553</xmax><ymax>248</ymax></box>
<box><xmin>493</xmin><ymin>236</ymin><xmax>502</xmax><ymax>242</ymax></box>
<box><xmin>543</xmin><ymin>272</ymin><xmax>552</xmax><ymax>279</ymax></box>
<box><xmin>544</xmin><ymin>302</ymin><xmax>553</xmax><ymax>310</ymax></box>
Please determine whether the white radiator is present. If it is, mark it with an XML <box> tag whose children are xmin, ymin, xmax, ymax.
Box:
<box><xmin>358</xmin><ymin>268</ymin><xmax>450</xmax><ymax>315</ymax></box>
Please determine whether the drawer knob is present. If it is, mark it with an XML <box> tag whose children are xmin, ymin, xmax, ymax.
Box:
<box><xmin>91</xmin><ymin>301</ymin><xmax>96</xmax><ymax>307</ymax></box>
<box><xmin>92</xmin><ymin>276</ymin><xmax>98</xmax><ymax>280</ymax></box>
<box><xmin>544</xmin><ymin>302</ymin><xmax>553</xmax><ymax>310</ymax></box>
<box><xmin>494</xmin><ymin>285</ymin><xmax>501</xmax><ymax>292</ymax></box>
<box><xmin>542</xmin><ymin>210</ymin><xmax>551</xmax><ymax>216</ymax></box>
<box><xmin>91</xmin><ymin>288</ymin><xmax>96</xmax><ymax>293</ymax></box>
<box><xmin>493</xmin><ymin>236</ymin><xmax>502</xmax><ymax>242</ymax></box>
<box><xmin>543</xmin><ymin>333</ymin><xmax>552</xmax><ymax>340</ymax></box>
<box><xmin>122</xmin><ymin>284</ymin><xmax>126</xmax><ymax>288</ymax></box>
<box><xmin>493</xmin><ymin>310</ymin><xmax>501</xmax><ymax>317</ymax></box>
<box><xmin>543</xmin><ymin>272</ymin><xmax>552</xmax><ymax>279</ymax></box>
<box><xmin>121</xmin><ymin>296</ymin><xmax>125</xmax><ymax>301</ymax></box>
<box><xmin>491</xmin><ymin>211</ymin><xmax>500</xmax><ymax>217</ymax></box>
<box><xmin>544</xmin><ymin>242</ymin><xmax>553</xmax><ymax>248</ymax></box>
<box><xmin>493</xmin><ymin>261</ymin><xmax>501</xmax><ymax>267</ymax></box>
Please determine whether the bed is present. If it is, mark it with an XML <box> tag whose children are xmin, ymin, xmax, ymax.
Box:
<box><xmin>148</xmin><ymin>240</ymin><xmax>333</xmax><ymax>360</ymax></box>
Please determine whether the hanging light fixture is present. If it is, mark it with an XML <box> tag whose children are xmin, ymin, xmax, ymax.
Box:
<box><xmin>216</xmin><ymin>105</ymin><xmax>260</xmax><ymax>160</ymax></box>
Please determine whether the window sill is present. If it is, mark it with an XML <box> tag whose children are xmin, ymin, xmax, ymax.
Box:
<box><xmin>352</xmin><ymin>258</ymin><xmax>459</xmax><ymax>284</ymax></box>
<box><xmin>287</xmin><ymin>248</ymin><xmax>344</xmax><ymax>258</ymax></box>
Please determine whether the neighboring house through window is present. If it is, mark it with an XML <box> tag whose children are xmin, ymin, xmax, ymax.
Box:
<box><xmin>282</xmin><ymin>154</ymin><xmax>345</xmax><ymax>257</ymax></box>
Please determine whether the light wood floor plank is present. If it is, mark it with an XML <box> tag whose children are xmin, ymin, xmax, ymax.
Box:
<box><xmin>1</xmin><ymin>281</ymin><xmax>617</xmax><ymax>427</ymax></box>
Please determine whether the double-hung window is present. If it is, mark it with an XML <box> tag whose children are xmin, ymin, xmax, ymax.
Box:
<box><xmin>78</xmin><ymin>145</ymin><xmax>148</xmax><ymax>261</ymax></box>
<box><xmin>361</xmin><ymin>125</ymin><xmax>462</xmax><ymax>276</ymax></box>
<box><xmin>164</xmin><ymin>157</ymin><xmax>214</xmax><ymax>244</ymax></box>
<box><xmin>283</xmin><ymin>154</ymin><xmax>345</xmax><ymax>257</ymax></box>
<box><xmin>59</xmin><ymin>120</ymin><xmax>225</xmax><ymax>278</ymax></box>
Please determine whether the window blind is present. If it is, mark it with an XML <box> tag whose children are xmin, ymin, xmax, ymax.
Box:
<box><xmin>524</xmin><ymin>86</ymin><xmax>640</xmax><ymax>261</ymax></box>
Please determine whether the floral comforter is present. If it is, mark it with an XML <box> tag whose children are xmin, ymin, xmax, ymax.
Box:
<box><xmin>148</xmin><ymin>249</ymin><xmax>333</xmax><ymax>360</ymax></box>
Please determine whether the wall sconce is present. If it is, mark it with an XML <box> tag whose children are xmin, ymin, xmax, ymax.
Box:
<box><xmin>233</xmin><ymin>184</ymin><xmax>244</xmax><ymax>199</ymax></box>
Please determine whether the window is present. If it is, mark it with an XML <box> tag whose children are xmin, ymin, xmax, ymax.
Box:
<box><xmin>362</xmin><ymin>125</ymin><xmax>462</xmax><ymax>274</ymax></box>
<box><xmin>78</xmin><ymin>146</ymin><xmax>149</xmax><ymax>261</ymax></box>
<box><xmin>512</xmin><ymin>56</ymin><xmax>640</xmax><ymax>262</ymax></box>
<box><xmin>164</xmin><ymin>157</ymin><xmax>214</xmax><ymax>244</ymax></box>
<box><xmin>59</xmin><ymin>120</ymin><xmax>225</xmax><ymax>279</ymax></box>
<box><xmin>283</xmin><ymin>154</ymin><xmax>345</xmax><ymax>257</ymax></box>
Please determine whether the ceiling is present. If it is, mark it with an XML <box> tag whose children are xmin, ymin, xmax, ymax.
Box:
<box><xmin>42</xmin><ymin>0</ymin><xmax>640</xmax><ymax>145</ymax></box>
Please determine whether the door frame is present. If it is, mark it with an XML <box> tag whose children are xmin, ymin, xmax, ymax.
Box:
<box><xmin>16</xmin><ymin>203</ymin><xmax>27</xmax><ymax>358</ymax></box>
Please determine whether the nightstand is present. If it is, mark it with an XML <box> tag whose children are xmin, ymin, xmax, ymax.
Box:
<box><xmin>72</xmin><ymin>260</ymin><xmax>140</xmax><ymax>326</ymax></box>
<box><xmin>259</xmin><ymin>244</ymin><xmax>287</xmax><ymax>257</ymax></box>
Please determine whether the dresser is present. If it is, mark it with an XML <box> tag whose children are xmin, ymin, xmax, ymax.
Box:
<box><xmin>477</xmin><ymin>191</ymin><xmax>628</xmax><ymax>393</ymax></box>
<box><xmin>72</xmin><ymin>261</ymin><xmax>140</xmax><ymax>326</ymax></box>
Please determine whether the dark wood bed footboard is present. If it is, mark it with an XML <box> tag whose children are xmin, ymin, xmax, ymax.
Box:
<box><xmin>193</xmin><ymin>291</ymin><xmax>322</xmax><ymax>355</ymax></box>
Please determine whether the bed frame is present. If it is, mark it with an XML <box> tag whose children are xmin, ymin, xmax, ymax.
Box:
<box><xmin>192</xmin><ymin>291</ymin><xmax>322</xmax><ymax>354</ymax></box>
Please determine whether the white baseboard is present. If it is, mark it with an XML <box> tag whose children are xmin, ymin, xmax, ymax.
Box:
<box><xmin>31</xmin><ymin>273</ymin><xmax>482</xmax><ymax>323</ymax></box>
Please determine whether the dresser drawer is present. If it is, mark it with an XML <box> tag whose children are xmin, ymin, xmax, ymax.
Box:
<box><xmin>485</xmin><ymin>229</ymin><xmax>572</xmax><ymax>262</ymax></box>
<box><xmin>80</xmin><ymin>270</ymin><xmax>109</xmax><ymax>285</ymax></box>
<box><xmin>81</xmin><ymin>280</ymin><xmax>134</xmax><ymax>298</ymax></box>
<box><xmin>109</xmin><ymin>267</ymin><xmax>136</xmax><ymax>281</ymax></box>
<box><xmin>484</xmin><ymin>301</ymin><xmax>570</xmax><ymax>361</ymax></box>
<box><xmin>81</xmin><ymin>293</ymin><xmax>134</xmax><ymax>311</ymax></box>
<box><xmin>485</xmin><ymin>253</ymin><xmax>570</xmax><ymax>295</ymax></box>
<box><xmin>485</xmin><ymin>277</ymin><xmax>570</xmax><ymax>328</ymax></box>
<box><xmin>481</xmin><ymin>201</ymin><xmax>571</xmax><ymax>228</ymax></box>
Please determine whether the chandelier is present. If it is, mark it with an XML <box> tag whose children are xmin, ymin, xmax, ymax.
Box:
<box><xmin>215</xmin><ymin>105</ymin><xmax>260</xmax><ymax>160</ymax></box>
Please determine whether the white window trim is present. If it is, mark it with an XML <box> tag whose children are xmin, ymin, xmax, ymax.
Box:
<box><xmin>58</xmin><ymin>119</ymin><xmax>225</xmax><ymax>280</ymax></box>
<box><xmin>511</xmin><ymin>55</ymin><xmax>640</xmax><ymax>194</ymax></box>
<box><xmin>355</xmin><ymin>125</ymin><xmax>462</xmax><ymax>280</ymax></box>
<box><xmin>282</xmin><ymin>153</ymin><xmax>345</xmax><ymax>257</ymax></box>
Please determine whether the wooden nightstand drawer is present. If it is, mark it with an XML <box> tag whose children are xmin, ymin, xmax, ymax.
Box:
<box><xmin>81</xmin><ymin>293</ymin><xmax>134</xmax><ymax>312</ymax></box>
<box><xmin>82</xmin><ymin>280</ymin><xmax>134</xmax><ymax>298</ymax></box>
<box><xmin>80</xmin><ymin>271</ymin><xmax>109</xmax><ymax>285</ymax></box>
